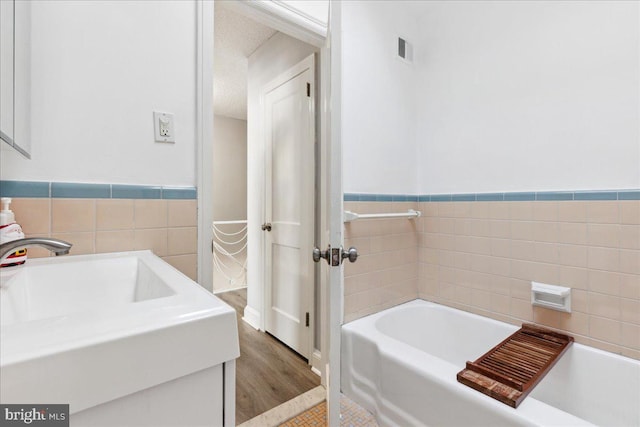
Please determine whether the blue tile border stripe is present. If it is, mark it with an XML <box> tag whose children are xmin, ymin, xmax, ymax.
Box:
<box><xmin>0</xmin><ymin>180</ymin><xmax>50</xmax><ymax>198</ymax></box>
<box><xmin>619</xmin><ymin>190</ymin><xmax>640</xmax><ymax>200</ymax></box>
<box><xmin>342</xmin><ymin>193</ymin><xmax>418</xmax><ymax>202</ymax></box>
<box><xmin>51</xmin><ymin>182</ymin><xmax>111</xmax><ymax>199</ymax></box>
<box><xmin>112</xmin><ymin>184</ymin><xmax>162</xmax><ymax>199</ymax></box>
<box><xmin>476</xmin><ymin>193</ymin><xmax>504</xmax><ymax>201</ymax></box>
<box><xmin>0</xmin><ymin>180</ymin><xmax>196</xmax><ymax>199</ymax></box>
<box><xmin>1</xmin><ymin>181</ymin><xmax>636</xmax><ymax>203</ymax></box>
<box><xmin>573</xmin><ymin>191</ymin><xmax>618</xmax><ymax>201</ymax></box>
<box><xmin>344</xmin><ymin>190</ymin><xmax>640</xmax><ymax>202</ymax></box>
<box><xmin>162</xmin><ymin>187</ymin><xmax>198</xmax><ymax>200</ymax></box>
<box><xmin>504</xmin><ymin>192</ymin><xmax>536</xmax><ymax>201</ymax></box>
<box><xmin>430</xmin><ymin>194</ymin><xmax>452</xmax><ymax>202</ymax></box>
<box><xmin>535</xmin><ymin>191</ymin><xmax>574</xmax><ymax>201</ymax></box>
<box><xmin>452</xmin><ymin>194</ymin><xmax>476</xmax><ymax>202</ymax></box>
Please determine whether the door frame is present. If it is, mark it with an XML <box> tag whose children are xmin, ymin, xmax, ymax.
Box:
<box><xmin>262</xmin><ymin>54</ymin><xmax>316</xmax><ymax>360</ymax></box>
<box><xmin>196</xmin><ymin>0</ymin><xmax>215</xmax><ymax>294</ymax></box>
<box><xmin>196</xmin><ymin>0</ymin><xmax>335</xmax><ymax>380</ymax></box>
<box><xmin>325</xmin><ymin>3</ymin><xmax>343</xmax><ymax>425</ymax></box>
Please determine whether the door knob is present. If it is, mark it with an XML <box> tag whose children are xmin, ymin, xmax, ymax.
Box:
<box><xmin>341</xmin><ymin>247</ymin><xmax>358</xmax><ymax>263</ymax></box>
<box><xmin>261</xmin><ymin>223</ymin><xmax>272</xmax><ymax>231</ymax></box>
<box><xmin>313</xmin><ymin>246</ymin><xmax>330</xmax><ymax>265</ymax></box>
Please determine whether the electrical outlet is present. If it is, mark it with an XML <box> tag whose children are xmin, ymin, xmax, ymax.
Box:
<box><xmin>159</xmin><ymin>117</ymin><xmax>171</xmax><ymax>136</ymax></box>
<box><xmin>153</xmin><ymin>112</ymin><xmax>175</xmax><ymax>143</ymax></box>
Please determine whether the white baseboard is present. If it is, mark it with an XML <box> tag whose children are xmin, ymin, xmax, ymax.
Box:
<box><xmin>311</xmin><ymin>349</ymin><xmax>323</xmax><ymax>379</ymax></box>
<box><xmin>213</xmin><ymin>285</ymin><xmax>248</xmax><ymax>295</ymax></box>
<box><xmin>242</xmin><ymin>305</ymin><xmax>261</xmax><ymax>330</ymax></box>
<box><xmin>311</xmin><ymin>365</ymin><xmax>322</xmax><ymax>377</ymax></box>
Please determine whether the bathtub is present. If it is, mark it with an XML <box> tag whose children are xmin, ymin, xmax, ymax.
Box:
<box><xmin>341</xmin><ymin>300</ymin><xmax>640</xmax><ymax>427</ymax></box>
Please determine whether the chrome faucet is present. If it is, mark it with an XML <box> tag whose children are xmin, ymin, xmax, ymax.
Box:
<box><xmin>0</xmin><ymin>237</ymin><xmax>72</xmax><ymax>264</ymax></box>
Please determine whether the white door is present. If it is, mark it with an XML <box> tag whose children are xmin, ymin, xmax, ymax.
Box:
<box><xmin>263</xmin><ymin>55</ymin><xmax>315</xmax><ymax>359</ymax></box>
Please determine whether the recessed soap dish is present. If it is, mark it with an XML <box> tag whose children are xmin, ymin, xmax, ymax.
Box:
<box><xmin>531</xmin><ymin>281</ymin><xmax>571</xmax><ymax>313</ymax></box>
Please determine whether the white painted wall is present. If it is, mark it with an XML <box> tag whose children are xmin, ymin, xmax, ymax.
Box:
<box><xmin>341</xmin><ymin>1</ymin><xmax>420</xmax><ymax>195</ymax></box>
<box><xmin>245</xmin><ymin>32</ymin><xmax>317</xmax><ymax>327</ymax></box>
<box><xmin>0</xmin><ymin>0</ymin><xmax>197</xmax><ymax>186</ymax></box>
<box><xmin>415</xmin><ymin>0</ymin><xmax>640</xmax><ymax>194</ymax></box>
<box><xmin>213</xmin><ymin>115</ymin><xmax>247</xmax><ymax>221</ymax></box>
<box><xmin>341</xmin><ymin>1</ymin><xmax>639</xmax><ymax>195</ymax></box>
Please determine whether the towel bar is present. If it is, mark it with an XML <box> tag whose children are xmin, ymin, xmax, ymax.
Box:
<box><xmin>343</xmin><ymin>209</ymin><xmax>421</xmax><ymax>222</ymax></box>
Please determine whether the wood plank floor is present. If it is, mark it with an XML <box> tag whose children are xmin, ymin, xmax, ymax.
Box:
<box><xmin>218</xmin><ymin>289</ymin><xmax>321</xmax><ymax>425</ymax></box>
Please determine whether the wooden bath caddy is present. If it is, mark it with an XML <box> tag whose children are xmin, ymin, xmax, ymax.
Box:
<box><xmin>457</xmin><ymin>324</ymin><xmax>573</xmax><ymax>408</ymax></box>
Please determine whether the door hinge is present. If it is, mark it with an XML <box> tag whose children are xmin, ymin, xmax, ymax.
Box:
<box><xmin>305</xmin><ymin>312</ymin><xmax>310</xmax><ymax>327</ymax></box>
<box><xmin>306</xmin><ymin>82</ymin><xmax>311</xmax><ymax>97</ymax></box>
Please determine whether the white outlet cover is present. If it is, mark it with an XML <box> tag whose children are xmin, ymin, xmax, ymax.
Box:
<box><xmin>153</xmin><ymin>112</ymin><xmax>175</xmax><ymax>143</ymax></box>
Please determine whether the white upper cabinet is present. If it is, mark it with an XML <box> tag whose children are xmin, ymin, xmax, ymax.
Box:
<box><xmin>0</xmin><ymin>0</ymin><xmax>30</xmax><ymax>159</ymax></box>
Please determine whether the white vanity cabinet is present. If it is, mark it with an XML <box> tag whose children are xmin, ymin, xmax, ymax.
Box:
<box><xmin>71</xmin><ymin>363</ymin><xmax>235</xmax><ymax>427</ymax></box>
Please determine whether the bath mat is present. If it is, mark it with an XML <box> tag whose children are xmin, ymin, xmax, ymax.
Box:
<box><xmin>279</xmin><ymin>394</ymin><xmax>379</xmax><ymax>427</ymax></box>
<box><xmin>457</xmin><ymin>323</ymin><xmax>573</xmax><ymax>408</ymax></box>
<box><xmin>279</xmin><ymin>401</ymin><xmax>326</xmax><ymax>426</ymax></box>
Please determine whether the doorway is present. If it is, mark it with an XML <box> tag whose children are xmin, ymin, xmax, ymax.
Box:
<box><xmin>211</xmin><ymin>3</ymin><xmax>323</xmax><ymax>424</ymax></box>
<box><xmin>218</xmin><ymin>289</ymin><xmax>319</xmax><ymax>424</ymax></box>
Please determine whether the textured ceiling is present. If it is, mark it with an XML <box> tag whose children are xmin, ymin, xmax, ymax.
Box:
<box><xmin>214</xmin><ymin>5</ymin><xmax>277</xmax><ymax>121</ymax></box>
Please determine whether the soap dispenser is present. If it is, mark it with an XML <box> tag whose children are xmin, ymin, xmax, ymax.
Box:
<box><xmin>0</xmin><ymin>197</ymin><xmax>27</xmax><ymax>267</ymax></box>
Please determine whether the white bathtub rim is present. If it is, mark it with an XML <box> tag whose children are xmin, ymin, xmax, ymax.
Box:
<box><xmin>344</xmin><ymin>298</ymin><xmax>639</xmax><ymax>365</ymax></box>
<box><xmin>344</xmin><ymin>320</ymin><xmax>595</xmax><ymax>427</ymax></box>
<box><xmin>342</xmin><ymin>299</ymin><xmax>640</xmax><ymax>427</ymax></box>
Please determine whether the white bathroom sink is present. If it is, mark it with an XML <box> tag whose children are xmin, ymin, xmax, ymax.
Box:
<box><xmin>1</xmin><ymin>254</ymin><xmax>174</xmax><ymax>325</ymax></box>
<box><xmin>0</xmin><ymin>251</ymin><xmax>239</xmax><ymax>413</ymax></box>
